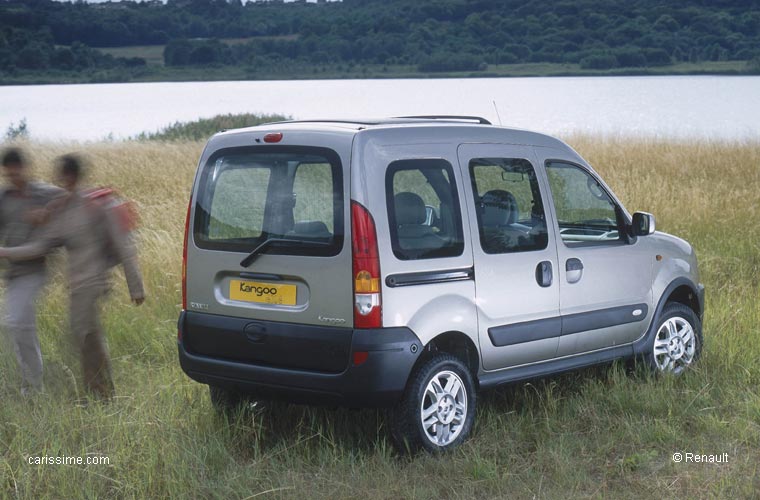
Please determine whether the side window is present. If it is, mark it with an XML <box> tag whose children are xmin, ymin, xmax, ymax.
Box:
<box><xmin>386</xmin><ymin>159</ymin><xmax>465</xmax><ymax>260</ymax></box>
<box><xmin>545</xmin><ymin>161</ymin><xmax>621</xmax><ymax>244</ymax></box>
<box><xmin>469</xmin><ymin>158</ymin><xmax>549</xmax><ymax>254</ymax></box>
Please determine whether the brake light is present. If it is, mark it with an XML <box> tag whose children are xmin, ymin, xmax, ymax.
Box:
<box><xmin>181</xmin><ymin>198</ymin><xmax>191</xmax><ymax>315</ymax></box>
<box><xmin>351</xmin><ymin>201</ymin><xmax>381</xmax><ymax>328</ymax></box>
<box><xmin>263</xmin><ymin>132</ymin><xmax>283</xmax><ymax>143</ymax></box>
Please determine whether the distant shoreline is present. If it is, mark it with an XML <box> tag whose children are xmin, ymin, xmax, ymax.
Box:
<box><xmin>1</xmin><ymin>60</ymin><xmax>754</xmax><ymax>86</ymax></box>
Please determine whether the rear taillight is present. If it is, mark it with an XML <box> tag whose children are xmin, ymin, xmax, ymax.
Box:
<box><xmin>181</xmin><ymin>198</ymin><xmax>191</xmax><ymax>316</ymax></box>
<box><xmin>351</xmin><ymin>201</ymin><xmax>381</xmax><ymax>328</ymax></box>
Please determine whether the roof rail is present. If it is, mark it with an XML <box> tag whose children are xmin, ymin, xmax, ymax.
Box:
<box><xmin>263</xmin><ymin>119</ymin><xmax>383</xmax><ymax>126</ymax></box>
<box><xmin>394</xmin><ymin>115</ymin><xmax>492</xmax><ymax>125</ymax></box>
<box><xmin>260</xmin><ymin>116</ymin><xmax>493</xmax><ymax>127</ymax></box>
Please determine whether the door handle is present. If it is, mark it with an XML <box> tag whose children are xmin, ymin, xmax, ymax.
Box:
<box><xmin>535</xmin><ymin>261</ymin><xmax>553</xmax><ymax>287</ymax></box>
<box><xmin>566</xmin><ymin>258</ymin><xmax>584</xmax><ymax>284</ymax></box>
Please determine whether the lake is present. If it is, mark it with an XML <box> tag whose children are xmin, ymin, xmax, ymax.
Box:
<box><xmin>2</xmin><ymin>76</ymin><xmax>759</xmax><ymax>141</ymax></box>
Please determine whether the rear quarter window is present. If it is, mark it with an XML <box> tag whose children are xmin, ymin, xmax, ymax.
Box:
<box><xmin>385</xmin><ymin>159</ymin><xmax>465</xmax><ymax>260</ymax></box>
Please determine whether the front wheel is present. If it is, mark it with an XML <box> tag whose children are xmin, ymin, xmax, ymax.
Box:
<box><xmin>645</xmin><ymin>302</ymin><xmax>702</xmax><ymax>375</ymax></box>
<box><xmin>391</xmin><ymin>353</ymin><xmax>476</xmax><ymax>454</ymax></box>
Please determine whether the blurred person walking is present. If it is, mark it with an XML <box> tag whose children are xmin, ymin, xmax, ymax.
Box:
<box><xmin>0</xmin><ymin>154</ymin><xmax>145</xmax><ymax>400</ymax></box>
<box><xmin>0</xmin><ymin>147</ymin><xmax>63</xmax><ymax>395</ymax></box>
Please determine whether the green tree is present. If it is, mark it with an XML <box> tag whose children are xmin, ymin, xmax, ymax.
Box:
<box><xmin>580</xmin><ymin>53</ymin><xmax>618</xmax><ymax>70</ymax></box>
<box><xmin>15</xmin><ymin>43</ymin><xmax>49</xmax><ymax>70</ymax></box>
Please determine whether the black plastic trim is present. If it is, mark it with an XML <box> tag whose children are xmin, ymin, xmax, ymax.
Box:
<box><xmin>489</xmin><ymin>317</ymin><xmax>562</xmax><ymax>347</ymax></box>
<box><xmin>632</xmin><ymin>278</ymin><xmax>703</xmax><ymax>356</ymax></box>
<box><xmin>697</xmin><ymin>283</ymin><xmax>705</xmax><ymax>321</ymax></box>
<box><xmin>178</xmin><ymin>311</ymin><xmax>422</xmax><ymax>407</ymax></box>
<box><xmin>182</xmin><ymin>311</ymin><xmax>353</xmax><ymax>373</ymax></box>
<box><xmin>488</xmin><ymin>303</ymin><xmax>649</xmax><ymax>347</ymax></box>
<box><xmin>385</xmin><ymin>267</ymin><xmax>474</xmax><ymax>288</ymax></box>
<box><xmin>395</xmin><ymin>115</ymin><xmax>492</xmax><ymax>125</ymax></box>
<box><xmin>561</xmin><ymin>303</ymin><xmax>648</xmax><ymax>336</ymax></box>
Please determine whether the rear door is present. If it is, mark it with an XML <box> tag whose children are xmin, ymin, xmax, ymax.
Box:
<box><xmin>458</xmin><ymin>144</ymin><xmax>561</xmax><ymax>370</ymax></box>
<box><xmin>188</xmin><ymin>143</ymin><xmax>353</xmax><ymax>326</ymax></box>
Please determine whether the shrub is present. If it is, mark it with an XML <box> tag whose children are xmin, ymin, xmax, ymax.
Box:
<box><xmin>418</xmin><ymin>53</ymin><xmax>486</xmax><ymax>72</ymax></box>
<box><xmin>579</xmin><ymin>53</ymin><xmax>618</xmax><ymax>70</ymax></box>
<box><xmin>136</xmin><ymin>113</ymin><xmax>290</xmax><ymax>141</ymax></box>
<box><xmin>746</xmin><ymin>56</ymin><xmax>760</xmax><ymax>74</ymax></box>
<box><xmin>5</xmin><ymin>119</ymin><xmax>29</xmax><ymax>140</ymax></box>
<box><xmin>643</xmin><ymin>48</ymin><xmax>672</xmax><ymax>66</ymax></box>
<box><xmin>615</xmin><ymin>48</ymin><xmax>647</xmax><ymax>68</ymax></box>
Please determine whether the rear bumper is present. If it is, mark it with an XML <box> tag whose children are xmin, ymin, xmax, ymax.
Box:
<box><xmin>177</xmin><ymin>311</ymin><xmax>422</xmax><ymax>407</ymax></box>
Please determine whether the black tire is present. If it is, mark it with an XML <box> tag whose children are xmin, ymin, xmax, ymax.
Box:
<box><xmin>644</xmin><ymin>302</ymin><xmax>702</xmax><ymax>375</ymax></box>
<box><xmin>209</xmin><ymin>385</ymin><xmax>246</xmax><ymax>414</ymax></box>
<box><xmin>391</xmin><ymin>353</ymin><xmax>476</xmax><ymax>454</ymax></box>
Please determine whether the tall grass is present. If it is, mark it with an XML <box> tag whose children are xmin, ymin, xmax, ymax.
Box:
<box><xmin>0</xmin><ymin>137</ymin><xmax>758</xmax><ymax>498</ymax></box>
<box><xmin>135</xmin><ymin>113</ymin><xmax>289</xmax><ymax>142</ymax></box>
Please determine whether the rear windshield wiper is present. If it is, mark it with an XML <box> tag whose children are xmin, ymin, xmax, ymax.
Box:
<box><xmin>240</xmin><ymin>238</ymin><xmax>331</xmax><ymax>268</ymax></box>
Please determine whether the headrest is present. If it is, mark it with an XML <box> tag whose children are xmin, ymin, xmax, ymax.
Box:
<box><xmin>394</xmin><ymin>192</ymin><xmax>427</xmax><ymax>226</ymax></box>
<box><xmin>480</xmin><ymin>189</ymin><xmax>518</xmax><ymax>226</ymax></box>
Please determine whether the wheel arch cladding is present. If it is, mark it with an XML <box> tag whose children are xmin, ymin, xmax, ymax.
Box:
<box><xmin>666</xmin><ymin>284</ymin><xmax>701</xmax><ymax>318</ymax></box>
<box><xmin>633</xmin><ymin>277</ymin><xmax>702</xmax><ymax>356</ymax></box>
<box><xmin>421</xmin><ymin>330</ymin><xmax>480</xmax><ymax>380</ymax></box>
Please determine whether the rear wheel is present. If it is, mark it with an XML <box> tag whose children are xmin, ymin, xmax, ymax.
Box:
<box><xmin>391</xmin><ymin>353</ymin><xmax>476</xmax><ymax>454</ymax></box>
<box><xmin>645</xmin><ymin>302</ymin><xmax>702</xmax><ymax>375</ymax></box>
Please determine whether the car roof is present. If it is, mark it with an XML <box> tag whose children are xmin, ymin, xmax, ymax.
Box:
<box><xmin>213</xmin><ymin>116</ymin><xmax>573</xmax><ymax>151</ymax></box>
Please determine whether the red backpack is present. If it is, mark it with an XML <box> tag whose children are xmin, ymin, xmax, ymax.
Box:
<box><xmin>83</xmin><ymin>187</ymin><xmax>140</xmax><ymax>232</ymax></box>
<box><xmin>83</xmin><ymin>187</ymin><xmax>139</xmax><ymax>268</ymax></box>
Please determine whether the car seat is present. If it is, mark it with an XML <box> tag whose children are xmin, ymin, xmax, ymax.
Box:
<box><xmin>394</xmin><ymin>192</ymin><xmax>446</xmax><ymax>255</ymax></box>
<box><xmin>479</xmin><ymin>189</ymin><xmax>526</xmax><ymax>252</ymax></box>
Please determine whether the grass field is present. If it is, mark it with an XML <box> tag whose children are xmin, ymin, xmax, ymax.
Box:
<box><xmin>0</xmin><ymin>137</ymin><xmax>758</xmax><ymax>498</ymax></box>
<box><xmin>99</xmin><ymin>45</ymin><xmax>167</xmax><ymax>66</ymax></box>
<box><xmin>97</xmin><ymin>37</ymin><xmax>303</xmax><ymax>67</ymax></box>
<box><xmin>96</xmin><ymin>40</ymin><xmax>753</xmax><ymax>78</ymax></box>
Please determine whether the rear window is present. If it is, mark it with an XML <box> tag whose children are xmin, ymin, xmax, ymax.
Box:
<box><xmin>194</xmin><ymin>146</ymin><xmax>343</xmax><ymax>256</ymax></box>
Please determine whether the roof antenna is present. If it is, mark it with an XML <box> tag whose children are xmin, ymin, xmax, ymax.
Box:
<box><xmin>492</xmin><ymin>100</ymin><xmax>503</xmax><ymax>126</ymax></box>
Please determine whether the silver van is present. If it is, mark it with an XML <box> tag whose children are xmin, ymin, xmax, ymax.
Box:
<box><xmin>178</xmin><ymin>117</ymin><xmax>704</xmax><ymax>452</ymax></box>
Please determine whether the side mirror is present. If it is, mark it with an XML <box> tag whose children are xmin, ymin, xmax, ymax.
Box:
<box><xmin>631</xmin><ymin>211</ymin><xmax>655</xmax><ymax>236</ymax></box>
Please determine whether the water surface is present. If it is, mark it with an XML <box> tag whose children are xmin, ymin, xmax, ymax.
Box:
<box><xmin>2</xmin><ymin>76</ymin><xmax>758</xmax><ymax>141</ymax></box>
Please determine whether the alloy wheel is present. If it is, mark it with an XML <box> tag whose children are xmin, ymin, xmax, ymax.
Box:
<box><xmin>652</xmin><ymin>316</ymin><xmax>696</xmax><ymax>374</ymax></box>
<box><xmin>420</xmin><ymin>370</ymin><xmax>468</xmax><ymax>446</ymax></box>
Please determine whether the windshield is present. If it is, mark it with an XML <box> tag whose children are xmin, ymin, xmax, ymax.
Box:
<box><xmin>193</xmin><ymin>146</ymin><xmax>344</xmax><ymax>257</ymax></box>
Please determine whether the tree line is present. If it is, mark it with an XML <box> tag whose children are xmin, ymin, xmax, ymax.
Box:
<box><xmin>1</xmin><ymin>0</ymin><xmax>759</xmax><ymax>76</ymax></box>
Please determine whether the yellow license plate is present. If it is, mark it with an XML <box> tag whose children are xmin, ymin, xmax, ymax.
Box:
<box><xmin>229</xmin><ymin>280</ymin><xmax>297</xmax><ymax>305</ymax></box>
